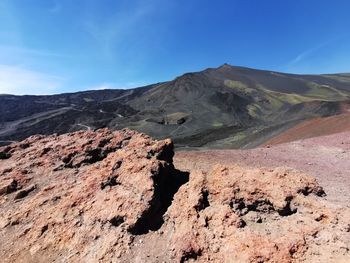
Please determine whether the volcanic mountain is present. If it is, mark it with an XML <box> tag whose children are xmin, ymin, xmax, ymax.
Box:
<box><xmin>1</xmin><ymin>64</ymin><xmax>350</xmax><ymax>148</ymax></box>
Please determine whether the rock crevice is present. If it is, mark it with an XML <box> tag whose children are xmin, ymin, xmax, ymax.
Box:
<box><xmin>0</xmin><ymin>129</ymin><xmax>349</xmax><ymax>262</ymax></box>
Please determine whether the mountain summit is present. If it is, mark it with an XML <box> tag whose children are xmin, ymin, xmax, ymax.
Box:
<box><xmin>1</xmin><ymin>65</ymin><xmax>350</xmax><ymax>148</ymax></box>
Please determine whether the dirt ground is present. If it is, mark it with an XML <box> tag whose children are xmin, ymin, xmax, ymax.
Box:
<box><xmin>175</xmin><ymin>130</ymin><xmax>350</xmax><ymax>207</ymax></box>
<box><xmin>264</xmin><ymin>112</ymin><xmax>350</xmax><ymax>146</ymax></box>
<box><xmin>1</xmin><ymin>129</ymin><xmax>350</xmax><ymax>262</ymax></box>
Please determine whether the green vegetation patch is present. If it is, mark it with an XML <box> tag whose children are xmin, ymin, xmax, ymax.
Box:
<box><xmin>247</xmin><ymin>104</ymin><xmax>263</xmax><ymax>118</ymax></box>
<box><xmin>211</xmin><ymin>121</ymin><xmax>224</xmax><ymax>128</ymax></box>
<box><xmin>305</xmin><ymin>82</ymin><xmax>349</xmax><ymax>101</ymax></box>
<box><xmin>323</xmin><ymin>74</ymin><xmax>350</xmax><ymax>84</ymax></box>
<box><xmin>224</xmin><ymin>79</ymin><xmax>255</xmax><ymax>94</ymax></box>
<box><xmin>83</xmin><ymin>98</ymin><xmax>95</xmax><ymax>102</ymax></box>
<box><xmin>257</xmin><ymin>85</ymin><xmax>314</xmax><ymax>105</ymax></box>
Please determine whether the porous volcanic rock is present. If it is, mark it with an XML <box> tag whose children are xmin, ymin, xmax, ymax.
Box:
<box><xmin>0</xmin><ymin>129</ymin><xmax>349</xmax><ymax>262</ymax></box>
<box><xmin>0</xmin><ymin>128</ymin><xmax>187</xmax><ymax>262</ymax></box>
<box><xmin>162</xmin><ymin>166</ymin><xmax>350</xmax><ymax>262</ymax></box>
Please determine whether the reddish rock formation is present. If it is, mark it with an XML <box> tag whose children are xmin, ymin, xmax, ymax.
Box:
<box><xmin>0</xmin><ymin>129</ymin><xmax>349</xmax><ymax>262</ymax></box>
<box><xmin>163</xmin><ymin>166</ymin><xmax>350</xmax><ymax>262</ymax></box>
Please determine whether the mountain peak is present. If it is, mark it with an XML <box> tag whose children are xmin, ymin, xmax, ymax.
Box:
<box><xmin>218</xmin><ymin>63</ymin><xmax>233</xmax><ymax>69</ymax></box>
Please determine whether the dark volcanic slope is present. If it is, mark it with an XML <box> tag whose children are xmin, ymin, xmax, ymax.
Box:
<box><xmin>1</xmin><ymin>64</ymin><xmax>350</xmax><ymax>148</ymax></box>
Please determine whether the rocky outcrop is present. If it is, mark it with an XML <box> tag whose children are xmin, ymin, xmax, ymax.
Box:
<box><xmin>0</xmin><ymin>128</ymin><xmax>188</xmax><ymax>262</ymax></box>
<box><xmin>0</xmin><ymin>129</ymin><xmax>349</xmax><ymax>262</ymax></box>
<box><xmin>163</xmin><ymin>166</ymin><xmax>350</xmax><ymax>262</ymax></box>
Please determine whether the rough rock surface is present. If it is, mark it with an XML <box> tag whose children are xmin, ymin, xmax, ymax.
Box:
<box><xmin>0</xmin><ymin>129</ymin><xmax>349</xmax><ymax>262</ymax></box>
<box><xmin>162</xmin><ymin>166</ymin><xmax>350</xmax><ymax>262</ymax></box>
<box><xmin>175</xmin><ymin>130</ymin><xmax>350</xmax><ymax>207</ymax></box>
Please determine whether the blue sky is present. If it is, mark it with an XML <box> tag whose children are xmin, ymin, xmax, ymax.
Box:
<box><xmin>1</xmin><ymin>0</ymin><xmax>350</xmax><ymax>95</ymax></box>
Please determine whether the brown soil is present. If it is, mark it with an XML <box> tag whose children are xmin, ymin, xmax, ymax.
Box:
<box><xmin>264</xmin><ymin>113</ymin><xmax>350</xmax><ymax>146</ymax></box>
<box><xmin>1</xmin><ymin>129</ymin><xmax>350</xmax><ymax>262</ymax></box>
<box><xmin>176</xmin><ymin>131</ymin><xmax>350</xmax><ymax>207</ymax></box>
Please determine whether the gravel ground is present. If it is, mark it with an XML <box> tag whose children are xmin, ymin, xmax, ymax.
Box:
<box><xmin>175</xmin><ymin>131</ymin><xmax>350</xmax><ymax>207</ymax></box>
<box><xmin>264</xmin><ymin>112</ymin><xmax>350</xmax><ymax>145</ymax></box>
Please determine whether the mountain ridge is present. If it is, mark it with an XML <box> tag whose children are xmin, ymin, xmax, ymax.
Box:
<box><xmin>1</xmin><ymin>64</ymin><xmax>350</xmax><ymax>148</ymax></box>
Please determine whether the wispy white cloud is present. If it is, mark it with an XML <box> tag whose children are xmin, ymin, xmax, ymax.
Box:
<box><xmin>283</xmin><ymin>35</ymin><xmax>350</xmax><ymax>74</ymax></box>
<box><xmin>288</xmin><ymin>42</ymin><xmax>330</xmax><ymax>66</ymax></box>
<box><xmin>0</xmin><ymin>0</ymin><xmax>67</xmax><ymax>95</ymax></box>
<box><xmin>0</xmin><ymin>65</ymin><xmax>63</xmax><ymax>95</ymax></box>
<box><xmin>0</xmin><ymin>45</ymin><xmax>66</xmax><ymax>59</ymax></box>
<box><xmin>0</xmin><ymin>0</ymin><xmax>166</xmax><ymax>94</ymax></box>
<box><xmin>81</xmin><ymin>0</ymin><xmax>158</xmax><ymax>58</ymax></box>
<box><xmin>286</xmin><ymin>35</ymin><xmax>349</xmax><ymax>67</ymax></box>
<box><xmin>0</xmin><ymin>0</ymin><xmax>22</xmax><ymax>44</ymax></box>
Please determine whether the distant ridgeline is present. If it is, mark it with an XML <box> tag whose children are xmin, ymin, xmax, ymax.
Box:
<box><xmin>1</xmin><ymin>64</ymin><xmax>350</xmax><ymax>149</ymax></box>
